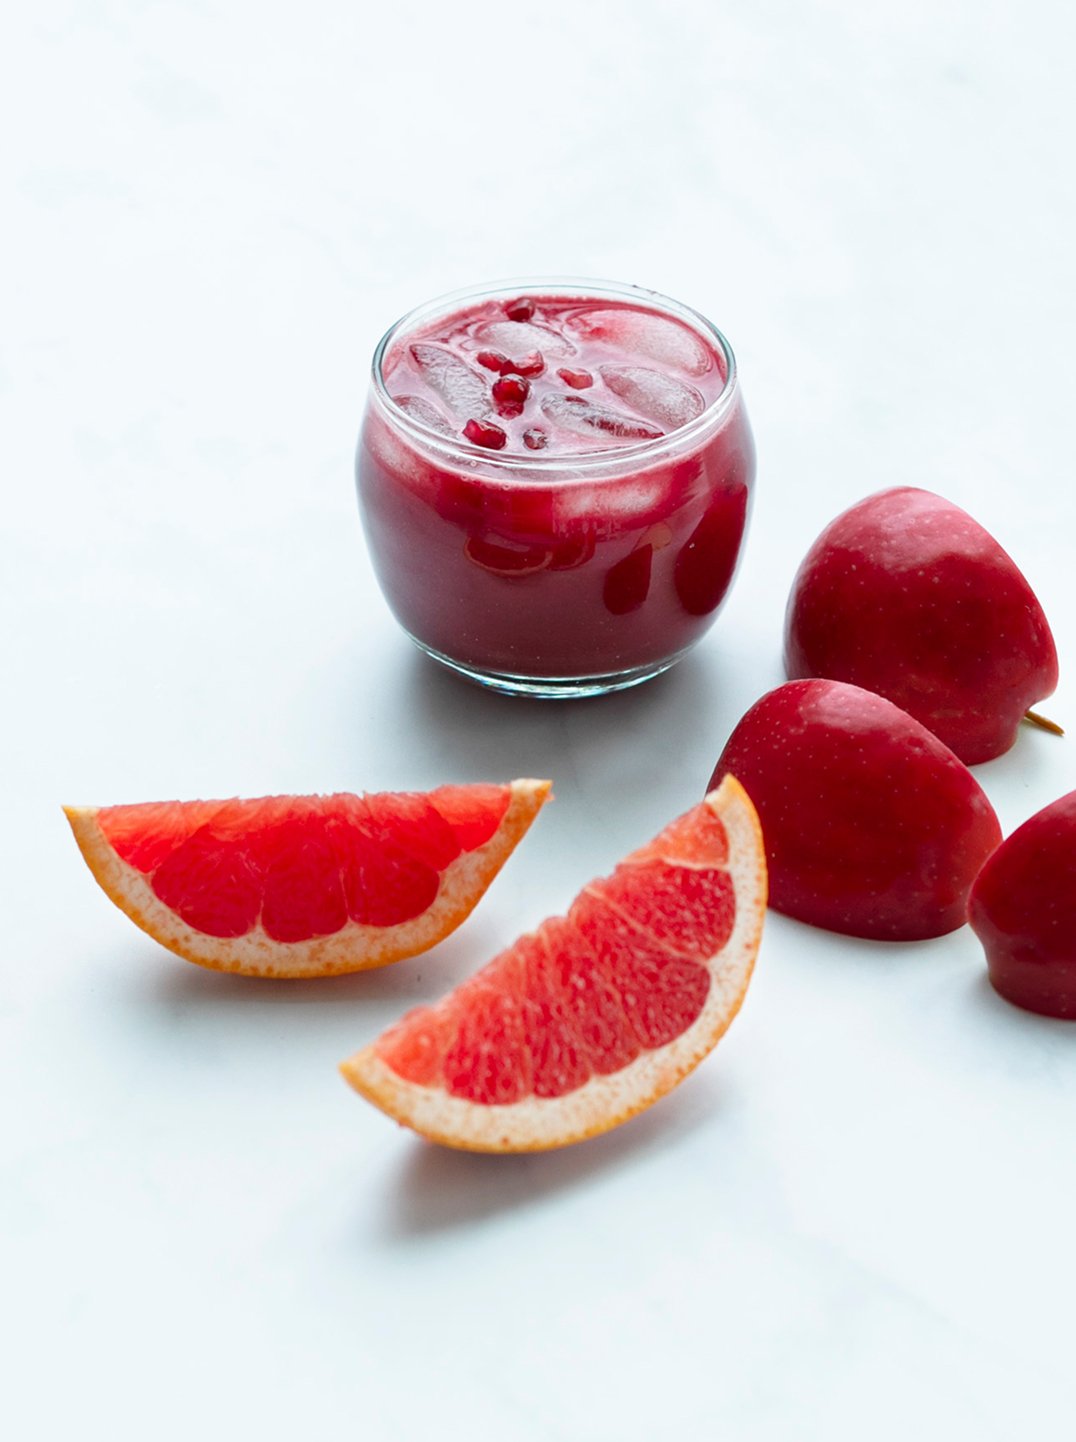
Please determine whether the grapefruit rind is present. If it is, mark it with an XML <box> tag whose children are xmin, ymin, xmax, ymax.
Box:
<box><xmin>64</xmin><ymin>779</ymin><xmax>551</xmax><ymax>979</ymax></box>
<box><xmin>339</xmin><ymin>776</ymin><xmax>766</xmax><ymax>1152</ymax></box>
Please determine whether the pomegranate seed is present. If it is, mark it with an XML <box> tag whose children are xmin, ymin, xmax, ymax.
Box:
<box><xmin>558</xmin><ymin>367</ymin><xmax>593</xmax><ymax>389</ymax></box>
<box><xmin>463</xmin><ymin>417</ymin><xmax>508</xmax><ymax>450</ymax></box>
<box><xmin>507</xmin><ymin>350</ymin><xmax>545</xmax><ymax>377</ymax></box>
<box><xmin>492</xmin><ymin>374</ymin><xmax>529</xmax><ymax>416</ymax></box>
<box><xmin>477</xmin><ymin>349</ymin><xmax>508</xmax><ymax>372</ymax></box>
<box><xmin>505</xmin><ymin>297</ymin><xmax>535</xmax><ymax>322</ymax></box>
<box><xmin>523</xmin><ymin>428</ymin><xmax>548</xmax><ymax>450</ymax></box>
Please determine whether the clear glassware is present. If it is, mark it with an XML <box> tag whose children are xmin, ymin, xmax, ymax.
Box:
<box><xmin>356</xmin><ymin>278</ymin><xmax>756</xmax><ymax>698</ymax></box>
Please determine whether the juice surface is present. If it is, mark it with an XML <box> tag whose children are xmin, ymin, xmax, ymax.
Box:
<box><xmin>382</xmin><ymin>295</ymin><xmax>729</xmax><ymax>457</ymax></box>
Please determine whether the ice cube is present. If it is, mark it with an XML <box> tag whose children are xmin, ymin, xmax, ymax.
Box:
<box><xmin>572</xmin><ymin>308</ymin><xmax>714</xmax><ymax>377</ymax></box>
<box><xmin>552</xmin><ymin>474</ymin><xmax>672</xmax><ymax>534</ymax></box>
<box><xmin>476</xmin><ymin>320</ymin><xmax>576</xmax><ymax>358</ymax></box>
<box><xmin>541</xmin><ymin>394</ymin><xmax>664</xmax><ymax>442</ymax></box>
<box><xmin>409</xmin><ymin>343</ymin><xmax>490</xmax><ymax>418</ymax></box>
<box><xmin>393</xmin><ymin>394</ymin><xmax>455</xmax><ymax>435</ymax></box>
<box><xmin>599</xmin><ymin>365</ymin><xmax>705</xmax><ymax>429</ymax></box>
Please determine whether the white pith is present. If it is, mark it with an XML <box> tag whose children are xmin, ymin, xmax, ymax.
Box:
<box><xmin>65</xmin><ymin>779</ymin><xmax>551</xmax><ymax>979</ymax></box>
<box><xmin>340</xmin><ymin>776</ymin><xmax>767</xmax><ymax>1151</ymax></box>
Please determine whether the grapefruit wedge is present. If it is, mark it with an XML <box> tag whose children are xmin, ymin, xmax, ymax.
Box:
<box><xmin>64</xmin><ymin>780</ymin><xmax>551</xmax><ymax>978</ymax></box>
<box><xmin>340</xmin><ymin>776</ymin><xmax>766</xmax><ymax>1152</ymax></box>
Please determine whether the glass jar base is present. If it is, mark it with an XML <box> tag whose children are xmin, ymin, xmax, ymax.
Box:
<box><xmin>411</xmin><ymin>637</ymin><xmax>689</xmax><ymax>699</ymax></box>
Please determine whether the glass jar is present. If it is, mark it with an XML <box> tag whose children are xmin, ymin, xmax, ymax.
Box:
<box><xmin>356</xmin><ymin>278</ymin><xmax>756</xmax><ymax>698</ymax></box>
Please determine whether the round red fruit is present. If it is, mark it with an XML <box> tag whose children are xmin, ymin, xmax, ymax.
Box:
<box><xmin>969</xmin><ymin>790</ymin><xmax>1076</xmax><ymax>1018</ymax></box>
<box><xmin>784</xmin><ymin>488</ymin><xmax>1058</xmax><ymax>764</ymax></box>
<box><xmin>709</xmin><ymin>679</ymin><xmax>1002</xmax><ymax>941</ymax></box>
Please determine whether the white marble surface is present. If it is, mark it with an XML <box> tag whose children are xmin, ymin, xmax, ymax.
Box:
<box><xmin>4</xmin><ymin>3</ymin><xmax>1076</xmax><ymax>1437</ymax></box>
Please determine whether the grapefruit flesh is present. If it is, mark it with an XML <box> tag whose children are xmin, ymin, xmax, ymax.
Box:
<box><xmin>65</xmin><ymin>780</ymin><xmax>551</xmax><ymax>978</ymax></box>
<box><xmin>340</xmin><ymin>776</ymin><xmax>766</xmax><ymax>1151</ymax></box>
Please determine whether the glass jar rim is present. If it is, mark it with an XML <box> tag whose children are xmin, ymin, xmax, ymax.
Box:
<box><xmin>368</xmin><ymin>275</ymin><xmax>741</xmax><ymax>473</ymax></box>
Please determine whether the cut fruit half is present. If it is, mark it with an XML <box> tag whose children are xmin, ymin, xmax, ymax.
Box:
<box><xmin>340</xmin><ymin>776</ymin><xmax>766</xmax><ymax>1152</ymax></box>
<box><xmin>65</xmin><ymin>780</ymin><xmax>551</xmax><ymax>979</ymax></box>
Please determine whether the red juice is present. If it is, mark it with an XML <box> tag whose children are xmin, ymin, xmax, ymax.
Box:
<box><xmin>357</xmin><ymin>280</ymin><xmax>755</xmax><ymax>696</ymax></box>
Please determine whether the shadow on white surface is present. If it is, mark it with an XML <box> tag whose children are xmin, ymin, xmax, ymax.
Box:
<box><xmin>966</xmin><ymin>969</ymin><xmax>1074</xmax><ymax>1035</ymax></box>
<box><xmin>961</xmin><ymin>719</ymin><xmax>1074</xmax><ymax>837</ymax></box>
<box><xmin>760</xmin><ymin>906</ymin><xmax>947</xmax><ymax>977</ymax></box>
<box><xmin>376</xmin><ymin>1068</ymin><xmax>730</xmax><ymax>1240</ymax></box>
<box><xmin>132</xmin><ymin>946</ymin><xmax>452</xmax><ymax>1008</ymax></box>
<box><xmin>392</xmin><ymin>639</ymin><xmax>736</xmax><ymax>789</ymax></box>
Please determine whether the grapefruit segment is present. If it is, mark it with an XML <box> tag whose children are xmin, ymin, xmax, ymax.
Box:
<box><xmin>536</xmin><ymin>915</ymin><xmax>641</xmax><ymax>1076</ymax></box>
<box><xmin>64</xmin><ymin>779</ymin><xmax>551</xmax><ymax>978</ymax></box>
<box><xmin>340</xmin><ymin>776</ymin><xmax>766</xmax><ymax>1151</ymax></box>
